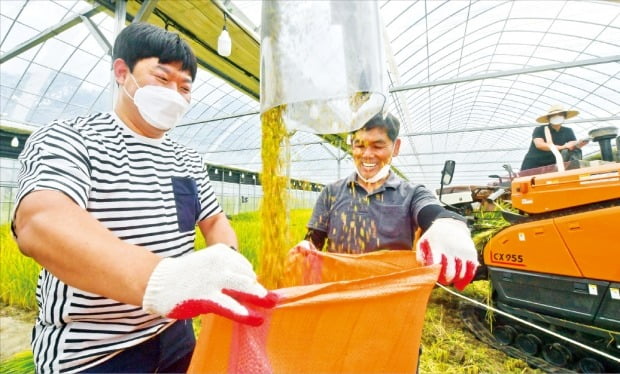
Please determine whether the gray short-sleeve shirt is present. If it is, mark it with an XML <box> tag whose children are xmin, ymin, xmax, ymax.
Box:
<box><xmin>307</xmin><ymin>171</ymin><xmax>440</xmax><ymax>253</ymax></box>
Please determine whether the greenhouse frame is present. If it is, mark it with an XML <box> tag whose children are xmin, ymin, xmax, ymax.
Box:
<box><xmin>1</xmin><ymin>0</ymin><xmax>619</xmax><ymax>222</ymax></box>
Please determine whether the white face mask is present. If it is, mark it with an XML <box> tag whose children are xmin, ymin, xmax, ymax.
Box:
<box><xmin>123</xmin><ymin>74</ymin><xmax>190</xmax><ymax>131</ymax></box>
<box><xmin>549</xmin><ymin>114</ymin><xmax>565</xmax><ymax>125</ymax></box>
<box><xmin>356</xmin><ymin>163</ymin><xmax>391</xmax><ymax>184</ymax></box>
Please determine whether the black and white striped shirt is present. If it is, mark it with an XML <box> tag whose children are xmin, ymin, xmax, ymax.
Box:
<box><xmin>15</xmin><ymin>112</ymin><xmax>222</xmax><ymax>373</ymax></box>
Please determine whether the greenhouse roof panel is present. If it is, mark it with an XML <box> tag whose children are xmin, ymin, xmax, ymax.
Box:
<box><xmin>1</xmin><ymin>0</ymin><xmax>619</xmax><ymax>188</ymax></box>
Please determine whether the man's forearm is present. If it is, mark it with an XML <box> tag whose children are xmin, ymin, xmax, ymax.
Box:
<box><xmin>305</xmin><ymin>229</ymin><xmax>327</xmax><ymax>250</ymax></box>
<box><xmin>199</xmin><ymin>212</ymin><xmax>238</xmax><ymax>248</ymax></box>
<box><xmin>14</xmin><ymin>190</ymin><xmax>160</xmax><ymax>306</ymax></box>
<box><xmin>417</xmin><ymin>204</ymin><xmax>467</xmax><ymax>233</ymax></box>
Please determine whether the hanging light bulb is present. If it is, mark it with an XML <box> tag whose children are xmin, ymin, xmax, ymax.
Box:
<box><xmin>10</xmin><ymin>136</ymin><xmax>19</xmax><ymax>148</ymax></box>
<box><xmin>218</xmin><ymin>13</ymin><xmax>232</xmax><ymax>57</ymax></box>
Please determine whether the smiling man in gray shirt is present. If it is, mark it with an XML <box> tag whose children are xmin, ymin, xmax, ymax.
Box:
<box><xmin>306</xmin><ymin>112</ymin><xmax>479</xmax><ymax>290</ymax></box>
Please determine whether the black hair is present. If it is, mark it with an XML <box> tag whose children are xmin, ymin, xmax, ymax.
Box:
<box><xmin>358</xmin><ymin>112</ymin><xmax>400</xmax><ymax>141</ymax></box>
<box><xmin>112</xmin><ymin>23</ymin><xmax>197</xmax><ymax>81</ymax></box>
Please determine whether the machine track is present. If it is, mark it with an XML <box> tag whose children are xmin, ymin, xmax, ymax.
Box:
<box><xmin>460</xmin><ymin>302</ymin><xmax>620</xmax><ymax>373</ymax></box>
<box><xmin>460</xmin><ymin>302</ymin><xmax>572</xmax><ymax>373</ymax></box>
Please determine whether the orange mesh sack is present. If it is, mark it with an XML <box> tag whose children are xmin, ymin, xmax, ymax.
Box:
<box><xmin>188</xmin><ymin>245</ymin><xmax>439</xmax><ymax>373</ymax></box>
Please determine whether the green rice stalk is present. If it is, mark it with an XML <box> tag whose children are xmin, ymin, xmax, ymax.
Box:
<box><xmin>0</xmin><ymin>350</ymin><xmax>34</xmax><ymax>374</ymax></box>
<box><xmin>0</xmin><ymin>225</ymin><xmax>39</xmax><ymax>310</ymax></box>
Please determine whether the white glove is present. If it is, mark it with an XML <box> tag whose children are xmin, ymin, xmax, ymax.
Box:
<box><xmin>143</xmin><ymin>243</ymin><xmax>278</xmax><ymax>326</ymax></box>
<box><xmin>416</xmin><ymin>218</ymin><xmax>479</xmax><ymax>290</ymax></box>
<box><xmin>293</xmin><ymin>240</ymin><xmax>316</xmax><ymax>251</ymax></box>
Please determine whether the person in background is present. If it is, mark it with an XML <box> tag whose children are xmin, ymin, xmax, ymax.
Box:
<box><xmin>305</xmin><ymin>112</ymin><xmax>479</xmax><ymax>291</ymax></box>
<box><xmin>520</xmin><ymin>104</ymin><xmax>589</xmax><ymax>171</ymax></box>
<box><xmin>12</xmin><ymin>22</ymin><xmax>276</xmax><ymax>373</ymax></box>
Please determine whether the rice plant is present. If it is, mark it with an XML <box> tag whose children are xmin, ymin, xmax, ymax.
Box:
<box><xmin>422</xmin><ymin>285</ymin><xmax>540</xmax><ymax>374</ymax></box>
<box><xmin>0</xmin><ymin>350</ymin><xmax>34</xmax><ymax>373</ymax></box>
<box><xmin>0</xmin><ymin>224</ymin><xmax>39</xmax><ymax>311</ymax></box>
<box><xmin>471</xmin><ymin>199</ymin><xmax>517</xmax><ymax>252</ymax></box>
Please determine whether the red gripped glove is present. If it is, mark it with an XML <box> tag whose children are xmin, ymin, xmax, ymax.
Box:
<box><xmin>416</xmin><ymin>218</ymin><xmax>479</xmax><ymax>290</ymax></box>
<box><xmin>143</xmin><ymin>244</ymin><xmax>278</xmax><ymax>326</ymax></box>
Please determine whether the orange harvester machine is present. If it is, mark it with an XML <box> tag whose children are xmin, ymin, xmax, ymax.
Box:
<box><xmin>482</xmin><ymin>162</ymin><xmax>620</xmax><ymax>368</ymax></box>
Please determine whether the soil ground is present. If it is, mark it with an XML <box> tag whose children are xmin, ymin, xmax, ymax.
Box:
<box><xmin>0</xmin><ymin>303</ymin><xmax>35</xmax><ymax>361</ymax></box>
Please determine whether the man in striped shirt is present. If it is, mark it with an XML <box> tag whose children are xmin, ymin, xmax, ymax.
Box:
<box><xmin>12</xmin><ymin>23</ymin><xmax>276</xmax><ymax>373</ymax></box>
